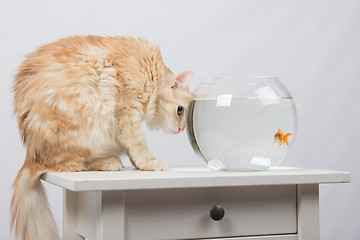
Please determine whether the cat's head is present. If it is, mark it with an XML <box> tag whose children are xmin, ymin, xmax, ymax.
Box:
<box><xmin>147</xmin><ymin>70</ymin><xmax>194</xmax><ymax>134</ymax></box>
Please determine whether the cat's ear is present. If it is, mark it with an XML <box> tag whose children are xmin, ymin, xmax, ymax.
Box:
<box><xmin>172</xmin><ymin>71</ymin><xmax>193</xmax><ymax>90</ymax></box>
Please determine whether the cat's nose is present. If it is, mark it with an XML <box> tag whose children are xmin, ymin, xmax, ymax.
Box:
<box><xmin>178</xmin><ymin>128</ymin><xmax>184</xmax><ymax>133</ymax></box>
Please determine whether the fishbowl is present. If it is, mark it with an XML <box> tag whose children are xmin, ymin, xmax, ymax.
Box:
<box><xmin>187</xmin><ymin>76</ymin><xmax>297</xmax><ymax>171</ymax></box>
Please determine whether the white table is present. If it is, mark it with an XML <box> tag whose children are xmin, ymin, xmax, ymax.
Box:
<box><xmin>42</xmin><ymin>167</ymin><xmax>350</xmax><ymax>240</ymax></box>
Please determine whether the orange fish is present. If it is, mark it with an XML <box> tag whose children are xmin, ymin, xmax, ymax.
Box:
<box><xmin>273</xmin><ymin>128</ymin><xmax>292</xmax><ymax>148</ymax></box>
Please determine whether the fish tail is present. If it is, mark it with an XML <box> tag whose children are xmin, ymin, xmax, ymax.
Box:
<box><xmin>284</xmin><ymin>133</ymin><xmax>293</xmax><ymax>145</ymax></box>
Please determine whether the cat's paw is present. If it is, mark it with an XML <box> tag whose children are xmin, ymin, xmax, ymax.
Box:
<box><xmin>137</xmin><ymin>158</ymin><xmax>168</xmax><ymax>171</ymax></box>
<box><xmin>87</xmin><ymin>157</ymin><xmax>123</xmax><ymax>171</ymax></box>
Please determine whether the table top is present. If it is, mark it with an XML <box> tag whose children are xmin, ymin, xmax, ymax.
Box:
<box><xmin>41</xmin><ymin>166</ymin><xmax>350</xmax><ymax>191</ymax></box>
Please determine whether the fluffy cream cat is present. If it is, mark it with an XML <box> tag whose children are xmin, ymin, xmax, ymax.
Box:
<box><xmin>11</xmin><ymin>36</ymin><xmax>194</xmax><ymax>240</ymax></box>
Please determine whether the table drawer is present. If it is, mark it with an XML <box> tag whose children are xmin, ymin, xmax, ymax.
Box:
<box><xmin>125</xmin><ymin>185</ymin><xmax>297</xmax><ymax>240</ymax></box>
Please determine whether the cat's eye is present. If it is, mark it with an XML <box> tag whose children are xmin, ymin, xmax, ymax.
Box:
<box><xmin>177</xmin><ymin>106</ymin><xmax>184</xmax><ymax>116</ymax></box>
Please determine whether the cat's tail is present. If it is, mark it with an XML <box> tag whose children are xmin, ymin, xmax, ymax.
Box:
<box><xmin>10</xmin><ymin>162</ymin><xmax>59</xmax><ymax>240</ymax></box>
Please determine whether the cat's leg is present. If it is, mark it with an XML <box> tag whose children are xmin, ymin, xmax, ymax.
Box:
<box><xmin>86</xmin><ymin>157</ymin><xmax>123</xmax><ymax>171</ymax></box>
<box><xmin>44</xmin><ymin>147</ymin><xmax>90</xmax><ymax>172</ymax></box>
<box><xmin>118</xmin><ymin>120</ymin><xmax>167</xmax><ymax>171</ymax></box>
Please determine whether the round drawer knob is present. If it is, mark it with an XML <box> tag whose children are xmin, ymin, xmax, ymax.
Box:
<box><xmin>210</xmin><ymin>205</ymin><xmax>225</xmax><ymax>221</ymax></box>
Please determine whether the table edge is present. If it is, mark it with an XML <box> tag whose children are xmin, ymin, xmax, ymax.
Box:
<box><xmin>41</xmin><ymin>167</ymin><xmax>350</xmax><ymax>191</ymax></box>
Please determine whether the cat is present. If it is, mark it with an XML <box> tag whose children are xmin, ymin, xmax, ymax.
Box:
<box><xmin>11</xmin><ymin>35</ymin><xmax>194</xmax><ymax>240</ymax></box>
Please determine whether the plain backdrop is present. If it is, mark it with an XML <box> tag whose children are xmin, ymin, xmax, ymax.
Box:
<box><xmin>1</xmin><ymin>0</ymin><xmax>359</xmax><ymax>239</ymax></box>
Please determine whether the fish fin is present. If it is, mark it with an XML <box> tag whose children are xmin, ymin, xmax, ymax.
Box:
<box><xmin>278</xmin><ymin>128</ymin><xmax>284</xmax><ymax>135</ymax></box>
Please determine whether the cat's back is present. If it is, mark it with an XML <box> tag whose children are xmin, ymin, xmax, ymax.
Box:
<box><xmin>13</xmin><ymin>35</ymin><xmax>159</xmax><ymax>125</ymax></box>
<box><xmin>14</xmin><ymin>35</ymin><xmax>153</xmax><ymax>93</ymax></box>
<box><xmin>14</xmin><ymin>36</ymin><xmax>116</xmax><ymax>109</ymax></box>
<box><xmin>15</xmin><ymin>36</ymin><xmax>111</xmax><ymax>82</ymax></box>
<box><xmin>13</xmin><ymin>36</ymin><xmax>126</xmax><ymax>142</ymax></box>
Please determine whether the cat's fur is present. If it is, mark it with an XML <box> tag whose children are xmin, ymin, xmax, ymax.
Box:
<box><xmin>11</xmin><ymin>36</ymin><xmax>194</xmax><ymax>240</ymax></box>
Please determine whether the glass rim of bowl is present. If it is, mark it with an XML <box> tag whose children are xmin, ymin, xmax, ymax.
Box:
<box><xmin>200</xmin><ymin>75</ymin><xmax>281</xmax><ymax>85</ymax></box>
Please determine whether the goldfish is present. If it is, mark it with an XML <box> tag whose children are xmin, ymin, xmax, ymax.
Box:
<box><xmin>273</xmin><ymin>128</ymin><xmax>292</xmax><ymax>148</ymax></box>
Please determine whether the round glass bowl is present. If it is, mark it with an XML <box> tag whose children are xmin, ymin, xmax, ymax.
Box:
<box><xmin>186</xmin><ymin>76</ymin><xmax>297</xmax><ymax>171</ymax></box>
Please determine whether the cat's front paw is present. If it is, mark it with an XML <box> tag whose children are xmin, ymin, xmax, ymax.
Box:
<box><xmin>137</xmin><ymin>158</ymin><xmax>167</xmax><ymax>171</ymax></box>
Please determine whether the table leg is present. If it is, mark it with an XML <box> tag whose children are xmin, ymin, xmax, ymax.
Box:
<box><xmin>100</xmin><ymin>191</ymin><xmax>125</xmax><ymax>240</ymax></box>
<box><xmin>63</xmin><ymin>189</ymin><xmax>85</xmax><ymax>240</ymax></box>
<box><xmin>297</xmin><ymin>184</ymin><xmax>320</xmax><ymax>240</ymax></box>
<box><xmin>72</xmin><ymin>191</ymin><xmax>125</xmax><ymax>240</ymax></box>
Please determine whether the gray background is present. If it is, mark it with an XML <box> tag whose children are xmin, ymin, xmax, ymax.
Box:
<box><xmin>1</xmin><ymin>0</ymin><xmax>359</xmax><ymax>239</ymax></box>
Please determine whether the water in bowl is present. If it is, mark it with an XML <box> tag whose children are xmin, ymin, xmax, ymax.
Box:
<box><xmin>187</xmin><ymin>97</ymin><xmax>296</xmax><ymax>171</ymax></box>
